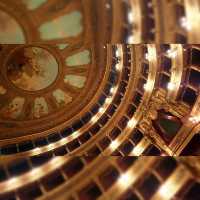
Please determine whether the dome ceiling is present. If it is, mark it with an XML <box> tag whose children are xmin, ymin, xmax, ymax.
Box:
<box><xmin>0</xmin><ymin>0</ymin><xmax>199</xmax><ymax>155</ymax></box>
<box><xmin>0</xmin><ymin>44</ymin><xmax>105</xmax><ymax>141</ymax></box>
<box><xmin>0</xmin><ymin>0</ymin><xmax>108</xmax><ymax>141</ymax></box>
<box><xmin>1</xmin><ymin>1</ymin><xmax>200</xmax><ymax>200</ymax></box>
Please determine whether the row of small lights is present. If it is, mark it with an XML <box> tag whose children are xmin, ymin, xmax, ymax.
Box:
<box><xmin>127</xmin><ymin>46</ymin><xmax>153</xmax><ymax>155</ymax></box>
<box><xmin>107</xmin><ymin>1</ymin><xmax>191</xmax><ymax>43</ymax></box>
<box><xmin>109</xmin><ymin>45</ymin><xmax>158</xmax><ymax>155</ymax></box>
<box><xmin>109</xmin><ymin>45</ymin><xmax>143</xmax><ymax>154</ymax></box>
<box><xmin>164</xmin><ymin>46</ymin><xmax>200</xmax><ymax>124</ymax></box>
<box><xmin>126</xmin><ymin>0</ymin><xmax>154</xmax><ymax>43</ymax></box>
<box><xmin>109</xmin><ymin>46</ymin><xmax>137</xmax><ymax>152</ymax></box>
<box><xmin>105</xmin><ymin>0</ymin><xmax>136</xmax><ymax>43</ymax></box>
<box><xmin>127</xmin><ymin>3</ymin><xmax>192</xmax><ymax>43</ymax></box>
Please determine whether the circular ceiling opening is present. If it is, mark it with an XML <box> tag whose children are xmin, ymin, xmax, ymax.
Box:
<box><xmin>7</xmin><ymin>46</ymin><xmax>59</xmax><ymax>91</ymax></box>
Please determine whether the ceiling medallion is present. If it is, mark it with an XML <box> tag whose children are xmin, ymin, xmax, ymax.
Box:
<box><xmin>7</xmin><ymin>46</ymin><xmax>59</xmax><ymax>92</ymax></box>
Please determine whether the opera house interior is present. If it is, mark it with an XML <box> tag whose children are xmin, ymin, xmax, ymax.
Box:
<box><xmin>0</xmin><ymin>0</ymin><xmax>200</xmax><ymax>200</ymax></box>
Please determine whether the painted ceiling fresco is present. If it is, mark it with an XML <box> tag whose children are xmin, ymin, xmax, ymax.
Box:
<box><xmin>7</xmin><ymin>47</ymin><xmax>59</xmax><ymax>91</ymax></box>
